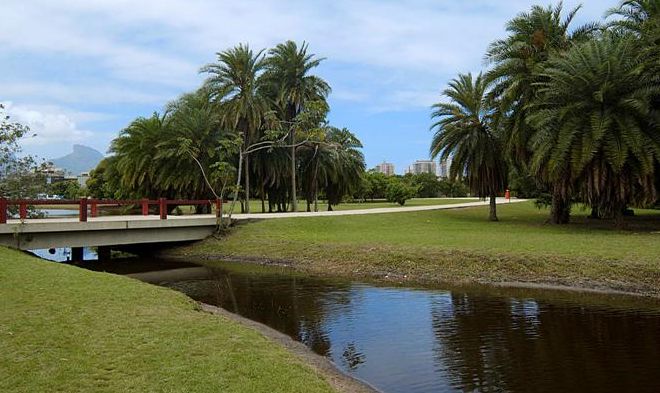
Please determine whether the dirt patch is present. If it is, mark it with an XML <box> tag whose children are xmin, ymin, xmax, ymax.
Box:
<box><xmin>200</xmin><ymin>303</ymin><xmax>380</xmax><ymax>393</ymax></box>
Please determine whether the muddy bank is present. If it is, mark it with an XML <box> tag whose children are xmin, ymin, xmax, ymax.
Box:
<box><xmin>164</xmin><ymin>252</ymin><xmax>660</xmax><ymax>299</ymax></box>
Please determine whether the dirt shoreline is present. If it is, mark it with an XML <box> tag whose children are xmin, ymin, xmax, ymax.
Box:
<box><xmin>200</xmin><ymin>303</ymin><xmax>380</xmax><ymax>393</ymax></box>
<box><xmin>167</xmin><ymin>253</ymin><xmax>660</xmax><ymax>299</ymax></box>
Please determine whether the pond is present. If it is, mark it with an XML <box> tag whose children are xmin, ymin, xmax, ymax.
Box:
<box><xmin>97</xmin><ymin>259</ymin><xmax>660</xmax><ymax>393</ymax></box>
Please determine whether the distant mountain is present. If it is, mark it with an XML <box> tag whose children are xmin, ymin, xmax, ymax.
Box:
<box><xmin>50</xmin><ymin>144</ymin><xmax>104</xmax><ymax>175</ymax></box>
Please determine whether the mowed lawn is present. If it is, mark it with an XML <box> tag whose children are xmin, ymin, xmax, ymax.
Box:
<box><xmin>179</xmin><ymin>202</ymin><xmax>660</xmax><ymax>295</ymax></box>
<box><xmin>0</xmin><ymin>247</ymin><xmax>334</xmax><ymax>393</ymax></box>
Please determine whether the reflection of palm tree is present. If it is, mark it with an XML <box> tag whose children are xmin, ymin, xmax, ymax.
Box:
<box><xmin>196</xmin><ymin>267</ymin><xmax>355</xmax><ymax>358</ymax></box>
<box><xmin>430</xmin><ymin>292</ymin><xmax>660</xmax><ymax>392</ymax></box>
<box><xmin>341</xmin><ymin>342</ymin><xmax>366</xmax><ymax>372</ymax></box>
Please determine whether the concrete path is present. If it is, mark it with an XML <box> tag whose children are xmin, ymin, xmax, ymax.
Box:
<box><xmin>231</xmin><ymin>198</ymin><xmax>527</xmax><ymax>220</ymax></box>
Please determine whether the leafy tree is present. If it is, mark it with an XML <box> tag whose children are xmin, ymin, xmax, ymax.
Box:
<box><xmin>361</xmin><ymin>170</ymin><xmax>390</xmax><ymax>200</ymax></box>
<box><xmin>0</xmin><ymin>103</ymin><xmax>46</xmax><ymax>200</ymax></box>
<box><xmin>86</xmin><ymin>157</ymin><xmax>116</xmax><ymax>199</ymax></box>
<box><xmin>410</xmin><ymin>172</ymin><xmax>441</xmax><ymax>198</ymax></box>
<box><xmin>386</xmin><ymin>178</ymin><xmax>417</xmax><ymax>206</ymax></box>
<box><xmin>48</xmin><ymin>179</ymin><xmax>81</xmax><ymax>199</ymax></box>
<box><xmin>438</xmin><ymin>179</ymin><xmax>469</xmax><ymax>198</ymax></box>
<box><xmin>264</xmin><ymin>41</ymin><xmax>331</xmax><ymax>211</ymax></box>
<box><xmin>430</xmin><ymin>73</ymin><xmax>507</xmax><ymax>221</ymax></box>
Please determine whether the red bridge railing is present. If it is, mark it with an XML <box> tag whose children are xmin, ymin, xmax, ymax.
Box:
<box><xmin>0</xmin><ymin>197</ymin><xmax>223</xmax><ymax>224</ymax></box>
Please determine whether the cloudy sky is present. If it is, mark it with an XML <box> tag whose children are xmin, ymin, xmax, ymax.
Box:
<box><xmin>2</xmin><ymin>0</ymin><xmax>617</xmax><ymax>172</ymax></box>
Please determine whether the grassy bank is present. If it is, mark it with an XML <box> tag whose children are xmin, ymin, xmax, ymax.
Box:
<box><xmin>172</xmin><ymin>202</ymin><xmax>660</xmax><ymax>296</ymax></box>
<box><xmin>0</xmin><ymin>247</ymin><xmax>335</xmax><ymax>392</ymax></box>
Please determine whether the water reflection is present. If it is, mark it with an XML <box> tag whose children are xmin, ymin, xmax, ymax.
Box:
<box><xmin>123</xmin><ymin>261</ymin><xmax>660</xmax><ymax>393</ymax></box>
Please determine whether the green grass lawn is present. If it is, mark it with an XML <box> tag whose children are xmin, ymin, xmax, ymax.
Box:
<box><xmin>0</xmin><ymin>247</ymin><xmax>334</xmax><ymax>393</ymax></box>
<box><xmin>175</xmin><ymin>202</ymin><xmax>660</xmax><ymax>295</ymax></box>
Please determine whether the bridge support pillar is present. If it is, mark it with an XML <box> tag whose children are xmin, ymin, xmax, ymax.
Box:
<box><xmin>71</xmin><ymin>247</ymin><xmax>84</xmax><ymax>262</ymax></box>
<box><xmin>97</xmin><ymin>246</ymin><xmax>112</xmax><ymax>262</ymax></box>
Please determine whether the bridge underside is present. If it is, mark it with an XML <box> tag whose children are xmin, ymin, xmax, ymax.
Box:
<box><xmin>0</xmin><ymin>215</ymin><xmax>218</xmax><ymax>250</ymax></box>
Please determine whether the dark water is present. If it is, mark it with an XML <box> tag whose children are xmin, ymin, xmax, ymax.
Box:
<box><xmin>114</xmin><ymin>260</ymin><xmax>660</xmax><ymax>393</ymax></box>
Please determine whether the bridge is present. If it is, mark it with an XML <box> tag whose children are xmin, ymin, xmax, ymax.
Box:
<box><xmin>0</xmin><ymin>197</ymin><xmax>524</xmax><ymax>262</ymax></box>
<box><xmin>0</xmin><ymin>198</ymin><xmax>223</xmax><ymax>261</ymax></box>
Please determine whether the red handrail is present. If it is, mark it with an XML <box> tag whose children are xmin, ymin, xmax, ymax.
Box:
<box><xmin>0</xmin><ymin>198</ymin><xmax>224</xmax><ymax>223</ymax></box>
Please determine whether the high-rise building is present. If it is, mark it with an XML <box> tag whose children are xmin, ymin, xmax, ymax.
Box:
<box><xmin>409</xmin><ymin>160</ymin><xmax>437</xmax><ymax>175</ymax></box>
<box><xmin>375</xmin><ymin>162</ymin><xmax>395</xmax><ymax>176</ymax></box>
<box><xmin>437</xmin><ymin>157</ymin><xmax>452</xmax><ymax>178</ymax></box>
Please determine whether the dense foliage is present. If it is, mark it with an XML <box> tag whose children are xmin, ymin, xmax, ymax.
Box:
<box><xmin>95</xmin><ymin>41</ymin><xmax>365</xmax><ymax>213</ymax></box>
<box><xmin>431</xmin><ymin>1</ymin><xmax>660</xmax><ymax>225</ymax></box>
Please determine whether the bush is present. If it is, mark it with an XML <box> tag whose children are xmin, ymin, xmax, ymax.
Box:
<box><xmin>386</xmin><ymin>179</ymin><xmax>418</xmax><ymax>206</ymax></box>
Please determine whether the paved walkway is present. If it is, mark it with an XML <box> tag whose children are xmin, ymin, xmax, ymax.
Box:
<box><xmin>4</xmin><ymin>198</ymin><xmax>527</xmax><ymax>226</ymax></box>
<box><xmin>231</xmin><ymin>198</ymin><xmax>527</xmax><ymax>220</ymax></box>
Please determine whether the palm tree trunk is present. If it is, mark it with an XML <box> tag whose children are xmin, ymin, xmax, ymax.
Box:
<box><xmin>291</xmin><ymin>141</ymin><xmax>297</xmax><ymax>212</ymax></box>
<box><xmin>550</xmin><ymin>186</ymin><xmax>570</xmax><ymax>224</ymax></box>
<box><xmin>260</xmin><ymin>182</ymin><xmax>266</xmax><ymax>213</ymax></box>
<box><xmin>489</xmin><ymin>194</ymin><xmax>498</xmax><ymax>221</ymax></box>
<box><xmin>244</xmin><ymin>154</ymin><xmax>250</xmax><ymax>213</ymax></box>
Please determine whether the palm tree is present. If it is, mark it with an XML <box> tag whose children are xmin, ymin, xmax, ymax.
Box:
<box><xmin>264</xmin><ymin>41</ymin><xmax>331</xmax><ymax>212</ymax></box>
<box><xmin>485</xmin><ymin>2</ymin><xmax>597</xmax><ymax>163</ymax></box>
<box><xmin>201</xmin><ymin>44</ymin><xmax>269</xmax><ymax>213</ymax></box>
<box><xmin>606</xmin><ymin>0</ymin><xmax>660</xmax><ymax>35</ymax></box>
<box><xmin>156</xmin><ymin>88</ymin><xmax>227</xmax><ymax>203</ymax></box>
<box><xmin>430</xmin><ymin>73</ymin><xmax>507</xmax><ymax>221</ymax></box>
<box><xmin>485</xmin><ymin>2</ymin><xmax>597</xmax><ymax>223</ymax></box>
<box><xmin>110</xmin><ymin>113</ymin><xmax>167</xmax><ymax>199</ymax></box>
<box><xmin>528</xmin><ymin>34</ymin><xmax>660</xmax><ymax>226</ymax></box>
<box><xmin>323</xmin><ymin>127</ymin><xmax>365</xmax><ymax>211</ymax></box>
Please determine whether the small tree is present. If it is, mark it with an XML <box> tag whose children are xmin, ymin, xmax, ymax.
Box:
<box><xmin>386</xmin><ymin>178</ymin><xmax>417</xmax><ymax>206</ymax></box>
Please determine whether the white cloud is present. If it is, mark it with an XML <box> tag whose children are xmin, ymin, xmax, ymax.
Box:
<box><xmin>0</xmin><ymin>81</ymin><xmax>171</xmax><ymax>105</ymax></box>
<box><xmin>2</xmin><ymin>102</ymin><xmax>94</xmax><ymax>146</ymax></box>
<box><xmin>0</xmin><ymin>0</ymin><xmax>620</xmax><ymax>161</ymax></box>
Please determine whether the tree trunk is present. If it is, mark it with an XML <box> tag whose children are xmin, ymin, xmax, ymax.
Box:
<box><xmin>290</xmin><ymin>136</ymin><xmax>297</xmax><ymax>212</ymax></box>
<box><xmin>550</xmin><ymin>188</ymin><xmax>570</xmax><ymax>224</ymax></box>
<box><xmin>614</xmin><ymin>204</ymin><xmax>627</xmax><ymax>229</ymax></box>
<box><xmin>489</xmin><ymin>194</ymin><xmax>498</xmax><ymax>221</ymax></box>
<box><xmin>244</xmin><ymin>154</ymin><xmax>250</xmax><ymax>213</ymax></box>
<box><xmin>260</xmin><ymin>182</ymin><xmax>266</xmax><ymax>213</ymax></box>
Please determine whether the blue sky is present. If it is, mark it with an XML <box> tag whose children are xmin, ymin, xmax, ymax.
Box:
<box><xmin>2</xmin><ymin>0</ymin><xmax>617</xmax><ymax>173</ymax></box>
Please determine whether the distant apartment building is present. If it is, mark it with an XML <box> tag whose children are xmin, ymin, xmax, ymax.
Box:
<box><xmin>39</xmin><ymin>163</ymin><xmax>66</xmax><ymax>184</ymax></box>
<box><xmin>375</xmin><ymin>161</ymin><xmax>395</xmax><ymax>176</ymax></box>
<box><xmin>77</xmin><ymin>172</ymin><xmax>90</xmax><ymax>187</ymax></box>
<box><xmin>408</xmin><ymin>160</ymin><xmax>437</xmax><ymax>175</ymax></box>
<box><xmin>437</xmin><ymin>157</ymin><xmax>452</xmax><ymax>178</ymax></box>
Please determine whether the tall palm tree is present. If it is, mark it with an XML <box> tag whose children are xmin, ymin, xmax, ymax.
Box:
<box><xmin>528</xmin><ymin>34</ymin><xmax>660</xmax><ymax>226</ymax></box>
<box><xmin>485</xmin><ymin>2</ymin><xmax>597</xmax><ymax>164</ymax></box>
<box><xmin>264</xmin><ymin>41</ymin><xmax>331</xmax><ymax>211</ymax></box>
<box><xmin>485</xmin><ymin>2</ymin><xmax>597</xmax><ymax>223</ymax></box>
<box><xmin>430</xmin><ymin>73</ymin><xmax>507</xmax><ymax>221</ymax></box>
<box><xmin>201</xmin><ymin>44</ymin><xmax>269</xmax><ymax>213</ymax></box>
